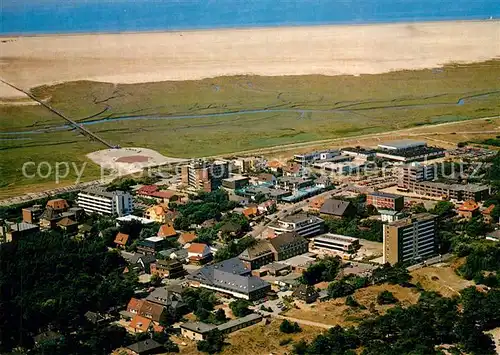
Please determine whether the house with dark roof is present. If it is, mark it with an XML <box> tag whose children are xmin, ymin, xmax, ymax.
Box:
<box><xmin>57</xmin><ymin>217</ymin><xmax>78</xmax><ymax>235</ymax></box>
<box><xmin>187</xmin><ymin>257</ymin><xmax>271</xmax><ymax>300</ymax></box>
<box><xmin>126</xmin><ymin>339</ymin><xmax>164</xmax><ymax>355</ymax></box>
<box><xmin>146</xmin><ymin>286</ymin><xmax>186</xmax><ymax>312</ymax></box>
<box><xmin>268</xmin><ymin>231</ymin><xmax>309</xmax><ymax>261</ymax></box>
<box><xmin>239</xmin><ymin>240</ymin><xmax>274</xmax><ymax>270</ymax></box>
<box><xmin>319</xmin><ymin>199</ymin><xmax>356</xmax><ymax>218</ymax></box>
<box><xmin>292</xmin><ymin>284</ymin><xmax>319</xmax><ymax>303</ymax></box>
<box><xmin>150</xmin><ymin>259</ymin><xmax>185</xmax><ymax>279</ymax></box>
<box><xmin>137</xmin><ymin>237</ymin><xmax>167</xmax><ymax>255</ymax></box>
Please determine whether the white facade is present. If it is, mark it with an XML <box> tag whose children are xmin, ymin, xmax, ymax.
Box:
<box><xmin>77</xmin><ymin>188</ymin><xmax>133</xmax><ymax>216</ymax></box>
<box><xmin>312</xmin><ymin>233</ymin><xmax>360</xmax><ymax>253</ymax></box>
<box><xmin>269</xmin><ymin>214</ymin><xmax>324</xmax><ymax>238</ymax></box>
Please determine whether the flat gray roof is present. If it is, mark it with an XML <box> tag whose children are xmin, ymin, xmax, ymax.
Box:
<box><xmin>10</xmin><ymin>222</ymin><xmax>39</xmax><ymax>232</ymax></box>
<box><xmin>378</xmin><ymin>139</ymin><xmax>426</xmax><ymax>150</ymax></box>
<box><xmin>217</xmin><ymin>313</ymin><xmax>262</xmax><ymax>332</ymax></box>
<box><xmin>180</xmin><ymin>321</ymin><xmax>217</xmax><ymax>334</ymax></box>
<box><xmin>280</xmin><ymin>213</ymin><xmax>323</xmax><ymax>224</ymax></box>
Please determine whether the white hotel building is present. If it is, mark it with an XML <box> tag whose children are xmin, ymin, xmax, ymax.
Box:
<box><xmin>77</xmin><ymin>187</ymin><xmax>133</xmax><ymax>216</ymax></box>
<box><xmin>268</xmin><ymin>213</ymin><xmax>324</xmax><ymax>238</ymax></box>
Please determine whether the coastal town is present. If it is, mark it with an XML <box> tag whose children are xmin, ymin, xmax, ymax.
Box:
<box><xmin>3</xmin><ymin>137</ymin><xmax>500</xmax><ymax>354</ymax></box>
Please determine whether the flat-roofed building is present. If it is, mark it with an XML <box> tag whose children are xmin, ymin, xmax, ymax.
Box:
<box><xmin>77</xmin><ymin>187</ymin><xmax>133</xmax><ymax>216</ymax></box>
<box><xmin>268</xmin><ymin>213</ymin><xmax>324</xmax><ymax>238</ymax></box>
<box><xmin>378</xmin><ymin>139</ymin><xmax>427</xmax><ymax>151</ymax></box>
<box><xmin>398</xmin><ymin>164</ymin><xmax>436</xmax><ymax>189</ymax></box>
<box><xmin>367</xmin><ymin>191</ymin><xmax>404</xmax><ymax>211</ymax></box>
<box><xmin>340</xmin><ymin>147</ymin><xmax>377</xmax><ymax>159</ymax></box>
<box><xmin>383</xmin><ymin>213</ymin><xmax>437</xmax><ymax>266</ymax></box>
<box><xmin>276</xmin><ymin>176</ymin><xmax>314</xmax><ymax>191</ymax></box>
<box><xmin>294</xmin><ymin>149</ymin><xmax>339</xmax><ymax>165</ymax></box>
<box><xmin>1</xmin><ymin>222</ymin><xmax>40</xmax><ymax>243</ymax></box>
<box><xmin>312</xmin><ymin>233</ymin><xmax>360</xmax><ymax>254</ymax></box>
<box><xmin>222</xmin><ymin>175</ymin><xmax>250</xmax><ymax>190</ymax></box>
<box><xmin>410</xmin><ymin>181</ymin><xmax>490</xmax><ymax>202</ymax></box>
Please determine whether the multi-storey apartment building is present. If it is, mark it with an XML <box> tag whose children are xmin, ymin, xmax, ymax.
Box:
<box><xmin>383</xmin><ymin>213</ymin><xmax>437</xmax><ymax>266</ymax></box>
<box><xmin>77</xmin><ymin>187</ymin><xmax>133</xmax><ymax>216</ymax></box>
<box><xmin>181</xmin><ymin>160</ymin><xmax>230</xmax><ymax>192</ymax></box>
<box><xmin>398</xmin><ymin>164</ymin><xmax>435</xmax><ymax>189</ymax></box>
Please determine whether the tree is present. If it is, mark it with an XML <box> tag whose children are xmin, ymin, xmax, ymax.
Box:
<box><xmin>213</xmin><ymin>309</ymin><xmax>228</xmax><ymax>324</ymax></box>
<box><xmin>292</xmin><ymin>339</ymin><xmax>308</xmax><ymax>355</ymax></box>
<box><xmin>377</xmin><ymin>290</ymin><xmax>398</xmax><ymax>305</ymax></box>
<box><xmin>150</xmin><ymin>273</ymin><xmax>162</xmax><ymax>287</ymax></box>
<box><xmin>279</xmin><ymin>319</ymin><xmax>302</xmax><ymax>334</ymax></box>
<box><xmin>301</xmin><ymin>256</ymin><xmax>341</xmax><ymax>285</ymax></box>
<box><xmin>195</xmin><ymin>227</ymin><xmax>218</xmax><ymax>245</ymax></box>
<box><xmin>197</xmin><ymin>329</ymin><xmax>225</xmax><ymax>354</ymax></box>
<box><xmin>345</xmin><ymin>295</ymin><xmax>360</xmax><ymax>307</ymax></box>
<box><xmin>229</xmin><ymin>299</ymin><xmax>252</xmax><ymax>317</ymax></box>
<box><xmin>465</xmin><ymin>216</ymin><xmax>489</xmax><ymax>238</ymax></box>
<box><xmin>431</xmin><ymin>201</ymin><xmax>455</xmax><ymax>217</ymax></box>
<box><xmin>411</xmin><ymin>203</ymin><xmax>427</xmax><ymax>214</ymax></box>
<box><xmin>327</xmin><ymin>280</ymin><xmax>355</xmax><ymax>298</ymax></box>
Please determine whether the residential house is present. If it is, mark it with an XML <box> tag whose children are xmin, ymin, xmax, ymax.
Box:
<box><xmin>126</xmin><ymin>339</ymin><xmax>165</xmax><ymax>355</ymax></box>
<box><xmin>283</xmin><ymin>163</ymin><xmax>303</xmax><ymax>177</ymax></box>
<box><xmin>143</xmin><ymin>204</ymin><xmax>177</xmax><ymax>224</ymax></box>
<box><xmin>187</xmin><ymin>243</ymin><xmax>212</xmax><ymax>264</ymax></box>
<box><xmin>482</xmin><ymin>204</ymin><xmax>496</xmax><ymax>223</ymax></box>
<box><xmin>267</xmin><ymin>160</ymin><xmax>284</xmax><ymax>172</ymax></box>
<box><xmin>257</xmin><ymin>200</ymin><xmax>277</xmax><ymax>214</ymax></box>
<box><xmin>127</xmin><ymin>299</ymin><xmax>166</xmax><ymax>323</ymax></box>
<box><xmin>319</xmin><ymin>199</ymin><xmax>357</xmax><ymax>218</ymax></box>
<box><xmin>180</xmin><ymin>322</ymin><xmax>217</xmax><ymax>341</ymax></box>
<box><xmin>170</xmin><ymin>248</ymin><xmax>189</xmax><ymax>263</ymax></box>
<box><xmin>255</xmin><ymin>173</ymin><xmax>277</xmax><ymax>185</ymax></box>
<box><xmin>309</xmin><ymin>197</ymin><xmax>326</xmax><ymax>211</ymax></box>
<box><xmin>239</xmin><ymin>240</ymin><xmax>274</xmax><ymax>270</ymax></box>
<box><xmin>150</xmin><ymin>259</ymin><xmax>185</xmax><ymax>279</ymax></box>
<box><xmin>137</xmin><ymin>237</ymin><xmax>167</xmax><ymax>255</ymax></box>
<box><xmin>292</xmin><ymin>284</ymin><xmax>319</xmax><ymax>303</ymax></box>
<box><xmin>458</xmin><ymin>200</ymin><xmax>480</xmax><ymax>219</ymax></box>
<box><xmin>178</xmin><ymin>231</ymin><xmax>197</xmax><ymax>246</ymax></box>
<box><xmin>46</xmin><ymin>198</ymin><xmax>70</xmax><ymax>213</ymax></box>
<box><xmin>219</xmin><ymin>221</ymin><xmax>243</xmax><ymax>238</ymax></box>
<box><xmin>186</xmin><ymin>257</ymin><xmax>271</xmax><ymax>300</ymax></box>
<box><xmin>127</xmin><ymin>315</ymin><xmax>163</xmax><ymax>334</ymax></box>
<box><xmin>146</xmin><ymin>287</ymin><xmax>187</xmax><ymax>317</ymax></box>
<box><xmin>137</xmin><ymin>185</ymin><xmax>182</xmax><ymax>204</ymax></box>
<box><xmin>114</xmin><ymin>232</ymin><xmax>130</xmax><ymax>249</ymax></box>
<box><xmin>222</xmin><ymin>176</ymin><xmax>250</xmax><ymax>190</ymax></box>
<box><xmin>315</xmin><ymin>176</ymin><xmax>332</xmax><ymax>189</ymax></box>
<box><xmin>136</xmin><ymin>254</ymin><xmax>156</xmax><ymax>274</ymax></box>
<box><xmin>268</xmin><ymin>231</ymin><xmax>309</xmax><ymax>261</ymax></box>
<box><xmin>242</xmin><ymin>205</ymin><xmax>259</xmax><ymax>219</ymax></box>
<box><xmin>56</xmin><ymin>217</ymin><xmax>78</xmax><ymax>235</ymax></box>
<box><xmin>276</xmin><ymin>176</ymin><xmax>314</xmax><ymax>191</ymax></box>
<box><xmin>157</xmin><ymin>223</ymin><xmax>177</xmax><ymax>239</ymax></box>
<box><xmin>22</xmin><ymin>204</ymin><xmax>44</xmax><ymax>224</ymax></box>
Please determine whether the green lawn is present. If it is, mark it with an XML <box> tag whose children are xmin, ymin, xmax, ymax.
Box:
<box><xmin>1</xmin><ymin>60</ymin><xmax>499</xmax><ymax>197</ymax></box>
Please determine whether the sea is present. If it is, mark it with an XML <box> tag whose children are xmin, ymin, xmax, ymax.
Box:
<box><xmin>1</xmin><ymin>0</ymin><xmax>499</xmax><ymax>35</ymax></box>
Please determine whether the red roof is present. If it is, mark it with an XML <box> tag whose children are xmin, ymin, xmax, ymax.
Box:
<box><xmin>459</xmin><ymin>200</ymin><xmax>479</xmax><ymax>212</ymax></box>
<box><xmin>158</xmin><ymin>223</ymin><xmax>177</xmax><ymax>238</ymax></box>
<box><xmin>137</xmin><ymin>185</ymin><xmax>178</xmax><ymax>199</ymax></box>
<box><xmin>187</xmin><ymin>243</ymin><xmax>209</xmax><ymax>254</ymax></box>
<box><xmin>483</xmin><ymin>204</ymin><xmax>495</xmax><ymax>215</ymax></box>
<box><xmin>114</xmin><ymin>232</ymin><xmax>130</xmax><ymax>246</ymax></box>
<box><xmin>179</xmin><ymin>232</ymin><xmax>197</xmax><ymax>245</ymax></box>
<box><xmin>127</xmin><ymin>298</ymin><xmax>144</xmax><ymax>313</ymax></box>
<box><xmin>129</xmin><ymin>315</ymin><xmax>152</xmax><ymax>332</ymax></box>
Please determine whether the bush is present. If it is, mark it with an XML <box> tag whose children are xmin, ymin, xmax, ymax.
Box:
<box><xmin>229</xmin><ymin>299</ymin><xmax>252</xmax><ymax>317</ymax></box>
<box><xmin>345</xmin><ymin>295</ymin><xmax>360</xmax><ymax>307</ymax></box>
<box><xmin>279</xmin><ymin>319</ymin><xmax>302</xmax><ymax>334</ymax></box>
<box><xmin>327</xmin><ymin>280</ymin><xmax>355</xmax><ymax>298</ymax></box>
<box><xmin>279</xmin><ymin>338</ymin><xmax>293</xmax><ymax>346</ymax></box>
<box><xmin>377</xmin><ymin>290</ymin><xmax>398</xmax><ymax>305</ymax></box>
<box><xmin>197</xmin><ymin>329</ymin><xmax>225</xmax><ymax>353</ymax></box>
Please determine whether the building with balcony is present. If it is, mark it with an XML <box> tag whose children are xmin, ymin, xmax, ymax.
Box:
<box><xmin>383</xmin><ymin>213</ymin><xmax>437</xmax><ymax>265</ymax></box>
<box><xmin>77</xmin><ymin>187</ymin><xmax>133</xmax><ymax>216</ymax></box>
<box><xmin>181</xmin><ymin>160</ymin><xmax>230</xmax><ymax>192</ymax></box>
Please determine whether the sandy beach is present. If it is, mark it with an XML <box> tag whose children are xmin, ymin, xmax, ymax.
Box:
<box><xmin>0</xmin><ymin>20</ymin><xmax>499</xmax><ymax>98</ymax></box>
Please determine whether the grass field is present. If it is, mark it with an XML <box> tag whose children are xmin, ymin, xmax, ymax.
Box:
<box><xmin>283</xmin><ymin>283</ymin><xmax>421</xmax><ymax>327</ymax></box>
<box><xmin>171</xmin><ymin>319</ymin><xmax>322</xmax><ymax>355</ymax></box>
<box><xmin>1</xmin><ymin>60</ymin><xmax>499</xmax><ymax>196</ymax></box>
<box><xmin>410</xmin><ymin>262</ymin><xmax>474</xmax><ymax>297</ymax></box>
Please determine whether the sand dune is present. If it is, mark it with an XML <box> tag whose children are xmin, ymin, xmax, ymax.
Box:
<box><xmin>0</xmin><ymin>20</ymin><xmax>499</xmax><ymax>98</ymax></box>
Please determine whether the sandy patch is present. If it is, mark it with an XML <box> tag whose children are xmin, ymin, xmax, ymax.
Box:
<box><xmin>1</xmin><ymin>20</ymin><xmax>499</xmax><ymax>98</ymax></box>
<box><xmin>87</xmin><ymin>147</ymin><xmax>187</xmax><ymax>180</ymax></box>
